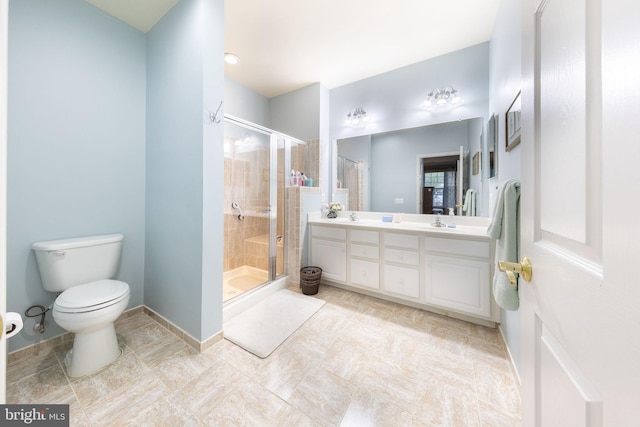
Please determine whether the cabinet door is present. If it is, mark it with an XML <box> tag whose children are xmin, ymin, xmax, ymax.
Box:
<box><xmin>424</xmin><ymin>255</ymin><xmax>490</xmax><ymax>317</ymax></box>
<box><xmin>384</xmin><ymin>264</ymin><xmax>420</xmax><ymax>299</ymax></box>
<box><xmin>350</xmin><ymin>258</ymin><xmax>380</xmax><ymax>289</ymax></box>
<box><xmin>311</xmin><ymin>239</ymin><xmax>347</xmax><ymax>282</ymax></box>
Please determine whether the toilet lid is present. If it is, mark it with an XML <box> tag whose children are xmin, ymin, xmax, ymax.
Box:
<box><xmin>55</xmin><ymin>280</ymin><xmax>129</xmax><ymax>312</ymax></box>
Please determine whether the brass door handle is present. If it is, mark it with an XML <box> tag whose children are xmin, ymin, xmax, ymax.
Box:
<box><xmin>498</xmin><ymin>257</ymin><xmax>533</xmax><ymax>286</ymax></box>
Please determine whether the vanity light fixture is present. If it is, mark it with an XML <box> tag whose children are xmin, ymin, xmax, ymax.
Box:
<box><xmin>423</xmin><ymin>87</ymin><xmax>461</xmax><ymax>108</ymax></box>
<box><xmin>224</xmin><ymin>53</ymin><xmax>240</xmax><ymax>65</ymax></box>
<box><xmin>345</xmin><ymin>107</ymin><xmax>368</xmax><ymax>127</ymax></box>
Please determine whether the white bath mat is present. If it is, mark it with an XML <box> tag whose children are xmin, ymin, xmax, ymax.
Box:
<box><xmin>224</xmin><ymin>289</ymin><xmax>325</xmax><ymax>358</ymax></box>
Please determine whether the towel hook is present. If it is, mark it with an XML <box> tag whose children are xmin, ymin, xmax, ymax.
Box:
<box><xmin>209</xmin><ymin>101</ymin><xmax>223</xmax><ymax>124</ymax></box>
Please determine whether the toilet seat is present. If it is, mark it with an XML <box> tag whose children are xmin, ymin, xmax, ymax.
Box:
<box><xmin>54</xmin><ymin>279</ymin><xmax>130</xmax><ymax>313</ymax></box>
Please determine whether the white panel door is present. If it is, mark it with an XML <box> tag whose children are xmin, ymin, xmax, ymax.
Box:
<box><xmin>520</xmin><ymin>0</ymin><xmax>640</xmax><ymax>425</ymax></box>
<box><xmin>0</xmin><ymin>0</ymin><xmax>8</xmax><ymax>403</ymax></box>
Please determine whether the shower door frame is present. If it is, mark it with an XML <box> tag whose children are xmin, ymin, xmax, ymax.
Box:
<box><xmin>224</xmin><ymin>114</ymin><xmax>299</xmax><ymax>289</ymax></box>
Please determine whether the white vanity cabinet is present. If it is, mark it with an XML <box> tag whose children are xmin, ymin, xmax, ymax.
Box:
<box><xmin>423</xmin><ymin>236</ymin><xmax>492</xmax><ymax>317</ymax></box>
<box><xmin>310</xmin><ymin>225</ymin><xmax>347</xmax><ymax>282</ymax></box>
<box><xmin>349</xmin><ymin>229</ymin><xmax>380</xmax><ymax>289</ymax></box>
<box><xmin>308</xmin><ymin>216</ymin><xmax>497</xmax><ymax>326</ymax></box>
<box><xmin>382</xmin><ymin>232</ymin><xmax>421</xmax><ymax>300</ymax></box>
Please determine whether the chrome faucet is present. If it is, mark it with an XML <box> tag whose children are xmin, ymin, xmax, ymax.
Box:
<box><xmin>432</xmin><ymin>210</ymin><xmax>446</xmax><ymax>227</ymax></box>
<box><xmin>349</xmin><ymin>211</ymin><xmax>359</xmax><ymax>221</ymax></box>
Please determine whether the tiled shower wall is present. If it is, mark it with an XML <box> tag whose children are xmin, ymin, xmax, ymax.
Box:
<box><xmin>224</xmin><ymin>136</ymin><xmax>320</xmax><ymax>276</ymax></box>
<box><xmin>286</xmin><ymin>186</ymin><xmax>322</xmax><ymax>285</ymax></box>
<box><xmin>223</xmin><ymin>138</ymin><xmax>270</xmax><ymax>272</ymax></box>
<box><xmin>291</xmin><ymin>139</ymin><xmax>319</xmax><ymax>186</ymax></box>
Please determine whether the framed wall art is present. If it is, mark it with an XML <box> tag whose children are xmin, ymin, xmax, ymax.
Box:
<box><xmin>506</xmin><ymin>91</ymin><xmax>522</xmax><ymax>151</ymax></box>
<box><xmin>472</xmin><ymin>151</ymin><xmax>481</xmax><ymax>175</ymax></box>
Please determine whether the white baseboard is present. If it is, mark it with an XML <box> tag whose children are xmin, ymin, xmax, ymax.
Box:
<box><xmin>498</xmin><ymin>323</ymin><xmax>521</xmax><ymax>386</ymax></box>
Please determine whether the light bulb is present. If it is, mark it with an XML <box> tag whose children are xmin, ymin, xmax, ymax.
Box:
<box><xmin>224</xmin><ymin>53</ymin><xmax>239</xmax><ymax>65</ymax></box>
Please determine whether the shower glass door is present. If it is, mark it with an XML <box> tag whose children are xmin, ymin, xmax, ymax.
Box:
<box><xmin>223</xmin><ymin>118</ymin><xmax>274</xmax><ymax>302</ymax></box>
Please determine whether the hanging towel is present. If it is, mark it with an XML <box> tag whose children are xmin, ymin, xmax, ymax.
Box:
<box><xmin>487</xmin><ymin>179</ymin><xmax>520</xmax><ymax>311</ymax></box>
<box><xmin>463</xmin><ymin>189</ymin><xmax>476</xmax><ymax>216</ymax></box>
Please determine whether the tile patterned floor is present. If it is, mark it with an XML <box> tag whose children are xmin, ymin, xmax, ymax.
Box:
<box><xmin>7</xmin><ymin>285</ymin><xmax>521</xmax><ymax>426</ymax></box>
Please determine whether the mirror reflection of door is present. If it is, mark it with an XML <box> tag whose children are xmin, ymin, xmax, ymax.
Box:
<box><xmin>422</xmin><ymin>187</ymin><xmax>434</xmax><ymax>213</ymax></box>
<box><xmin>422</xmin><ymin>155</ymin><xmax>458</xmax><ymax>214</ymax></box>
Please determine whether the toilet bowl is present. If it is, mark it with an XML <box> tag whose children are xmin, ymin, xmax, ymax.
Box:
<box><xmin>53</xmin><ymin>280</ymin><xmax>130</xmax><ymax>377</ymax></box>
<box><xmin>32</xmin><ymin>234</ymin><xmax>130</xmax><ymax>377</ymax></box>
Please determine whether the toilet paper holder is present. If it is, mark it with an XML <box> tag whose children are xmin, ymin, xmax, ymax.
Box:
<box><xmin>2</xmin><ymin>312</ymin><xmax>24</xmax><ymax>339</ymax></box>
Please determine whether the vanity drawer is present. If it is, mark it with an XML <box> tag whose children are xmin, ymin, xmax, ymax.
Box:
<box><xmin>423</xmin><ymin>237</ymin><xmax>490</xmax><ymax>258</ymax></box>
<box><xmin>351</xmin><ymin>229</ymin><xmax>379</xmax><ymax>244</ymax></box>
<box><xmin>384</xmin><ymin>232</ymin><xmax>419</xmax><ymax>250</ymax></box>
<box><xmin>351</xmin><ymin>244</ymin><xmax>380</xmax><ymax>260</ymax></box>
<box><xmin>312</xmin><ymin>225</ymin><xmax>347</xmax><ymax>241</ymax></box>
<box><xmin>384</xmin><ymin>248</ymin><xmax>419</xmax><ymax>266</ymax></box>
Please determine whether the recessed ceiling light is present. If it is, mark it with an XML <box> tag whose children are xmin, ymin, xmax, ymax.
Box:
<box><xmin>224</xmin><ymin>53</ymin><xmax>239</xmax><ymax>65</ymax></box>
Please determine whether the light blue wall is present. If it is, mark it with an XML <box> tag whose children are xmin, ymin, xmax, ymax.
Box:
<box><xmin>7</xmin><ymin>0</ymin><xmax>147</xmax><ymax>352</ymax></box>
<box><xmin>145</xmin><ymin>0</ymin><xmax>224</xmax><ymax>341</ymax></box>
<box><xmin>319</xmin><ymin>84</ymin><xmax>331</xmax><ymax>198</ymax></box>
<box><xmin>489</xmin><ymin>0</ymin><xmax>523</xmax><ymax>376</ymax></box>
<box><xmin>224</xmin><ymin>77</ymin><xmax>269</xmax><ymax>127</ymax></box>
<box><xmin>225</xmin><ymin>79</ymin><xmax>323</xmax><ymax>141</ymax></box>
<box><xmin>269</xmin><ymin>83</ymin><xmax>321</xmax><ymax>140</ymax></box>
<box><xmin>330</xmin><ymin>43</ymin><xmax>490</xmax><ymax>142</ymax></box>
<box><xmin>369</xmin><ymin>121</ymin><xmax>474</xmax><ymax>213</ymax></box>
<box><xmin>200</xmin><ymin>0</ymin><xmax>225</xmax><ymax>340</ymax></box>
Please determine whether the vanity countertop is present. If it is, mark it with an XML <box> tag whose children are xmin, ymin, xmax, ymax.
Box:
<box><xmin>308</xmin><ymin>212</ymin><xmax>492</xmax><ymax>239</ymax></box>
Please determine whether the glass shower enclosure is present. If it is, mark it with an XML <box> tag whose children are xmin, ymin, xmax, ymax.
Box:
<box><xmin>223</xmin><ymin>115</ymin><xmax>301</xmax><ymax>302</ymax></box>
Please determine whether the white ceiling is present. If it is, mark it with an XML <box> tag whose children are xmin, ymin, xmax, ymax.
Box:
<box><xmin>86</xmin><ymin>0</ymin><xmax>500</xmax><ymax>99</ymax></box>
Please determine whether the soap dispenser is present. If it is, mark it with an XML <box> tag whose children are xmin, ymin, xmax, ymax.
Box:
<box><xmin>447</xmin><ymin>208</ymin><xmax>456</xmax><ymax>228</ymax></box>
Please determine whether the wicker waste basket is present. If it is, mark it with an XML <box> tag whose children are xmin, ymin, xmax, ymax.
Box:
<box><xmin>300</xmin><ymin>266</ymin><xmax>322</xmax><ymax>295</ymax></box>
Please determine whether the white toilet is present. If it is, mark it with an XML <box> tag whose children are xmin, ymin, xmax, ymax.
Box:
<box><xmin>32</xmin><ymin>233</ymin><xmax>130</xmax><ymax>377</ymax></box>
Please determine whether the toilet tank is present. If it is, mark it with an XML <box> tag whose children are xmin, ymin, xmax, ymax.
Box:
<box><xmin>32</xmin><ymin>234</ymin><xmax>124</xmax><ymax>292</ymax></box>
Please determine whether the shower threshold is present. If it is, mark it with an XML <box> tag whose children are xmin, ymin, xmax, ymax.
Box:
<box><xmin>223</xmin><ymin>265</ymin><xmax>269</xmax><ymax>302</ymax></box>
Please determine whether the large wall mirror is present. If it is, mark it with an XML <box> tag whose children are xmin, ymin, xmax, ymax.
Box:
<box><xmin>335</xmin><ymin>118</ymin><xmax>487</xmax><ymax>216</ymax></box>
